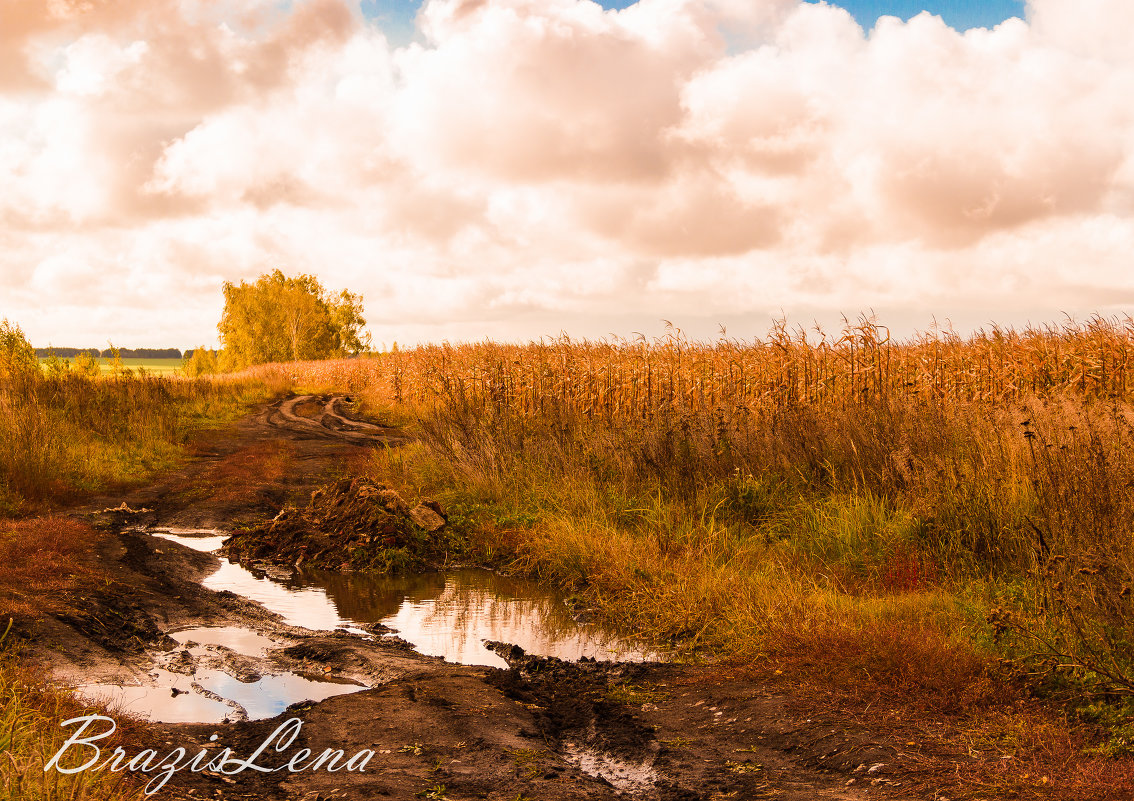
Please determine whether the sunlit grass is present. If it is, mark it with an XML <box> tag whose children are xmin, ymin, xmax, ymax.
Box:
<box><xmin>0</xmin><ymin>640</ymin><xmax>146</xmax><ymax>801</ymax></box>
<box><xmin>0</xmin><ymin>371</ymin><xmax>290</xmax><ymax>515</ymax></box>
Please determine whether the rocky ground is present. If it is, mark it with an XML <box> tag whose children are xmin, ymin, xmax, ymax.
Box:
<box><xmin>18</xmin><ymin>395</ymin><xmax>949</xmax><ymax>800</ymax></box>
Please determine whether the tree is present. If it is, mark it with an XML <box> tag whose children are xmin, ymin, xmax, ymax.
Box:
<box><xmin>182</xmin><ymin>347</ymin><xmax>219</xmax><ymax>377</ymax></box>
<box><xmin>217</xmin><ymin>270</ymin><xmax>369</xmax><ymax>370</ymax></box>
<box><xmin>73</xmin><ymin>350</ymin><xmax>101</xmax><ymax>378</ymax></box>
<box><xmin>0</xmin><ymin>319</ymin><xmax>39</xmax><ymax>388</ymax></box>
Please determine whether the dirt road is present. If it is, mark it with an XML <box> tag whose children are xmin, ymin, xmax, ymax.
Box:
<box><xmin>25</xmin><ymin>396</ymin><xmax>940</xmax><ymax>800</ymax></box>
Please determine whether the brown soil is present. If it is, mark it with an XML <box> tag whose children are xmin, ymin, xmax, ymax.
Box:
<box><xmin>223</xmin><ymin>476</ymin><xmax>452</xmax><ymax>573</ymax></box>
<box><xmin>12</xmin><ymin>394</ymin><xmax>1025</xmax><ymax>800</ymax></box>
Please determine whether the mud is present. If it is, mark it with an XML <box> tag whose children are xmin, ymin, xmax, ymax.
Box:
<box><xmin>223</xmin><ymin>476</ymin><xmax>452</xmax><ymax>573</ymax></box>
<box><xmin>21</xmin><ymin>394</ymin><xmax>933</xmax><ymax>800</ymax></box>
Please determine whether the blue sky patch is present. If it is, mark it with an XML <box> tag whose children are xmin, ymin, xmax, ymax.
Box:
<box><xmin>361</xmin><ymin>1</ymin><xmax>1026</xmax><ymax>41</ymax></box>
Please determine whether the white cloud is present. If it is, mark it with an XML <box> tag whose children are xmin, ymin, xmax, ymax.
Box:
<box><xmin>0</xmin><ymin>0</ymin><xmax>1132</xmax><ymax>349</ymax></box>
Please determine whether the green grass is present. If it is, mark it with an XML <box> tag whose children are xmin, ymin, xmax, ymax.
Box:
<box><xmin>5</xmin><ymin>322</ymin><xmax>293</xmax><ymax>515</ymax></box>
<box><xmin>38</xmin><ymin>357</ymin><xmax>184</xmax><ymax>376</ymax></box>
<box><xmin>0</xmin><ymin>373</ymin><xmax>287</xmax><ymax>515</ymax></box>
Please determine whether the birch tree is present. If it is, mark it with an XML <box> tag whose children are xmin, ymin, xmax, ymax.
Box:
<box><xmin>217</xmin><ymin>270</ymin><xmax>368</xmax><ymax>370</ymax></box>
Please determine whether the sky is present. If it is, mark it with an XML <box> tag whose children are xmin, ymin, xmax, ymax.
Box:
<box><xmin>1</xmin><ymin>0</ymin><xmax>1131</xmax><ymax>350</ymax></box>
<box><xmin>365</xmin><ymin>1</ymin><xmax>1027</xmax><ymax>42</ymax></box>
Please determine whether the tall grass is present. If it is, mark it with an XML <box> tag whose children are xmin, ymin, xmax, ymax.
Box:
<box><xmin>267</xmin><ymin>316</ymin><xmax>1134</xmax><ymax>705</ymax></box>
<box><xmin>1</xmin><ymin>640</ymin><xmax>146</xmax><ymax>801</ymax></box>
<box><xmin>0</xmin><ymin>320</ymin><xmax>290</xmax><ymax>515</ymax></box>
<box><xmin>251</xmin><ymin>314</ymin><xmax>1134</xmax><ymax>412</ymax></box>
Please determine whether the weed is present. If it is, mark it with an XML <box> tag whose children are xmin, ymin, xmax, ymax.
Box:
<box><xmin>507</xmin><ymin>747</ymin><xmax>548</xmax><ymax>780</ymax></box>
<box><xmin>606</xmin><ymin>683</ymin><xmax>669</xmax><ymax>705</ymax></box>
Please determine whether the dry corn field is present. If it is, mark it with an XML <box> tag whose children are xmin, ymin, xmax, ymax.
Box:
<box><xmin>249</xmin><ymin>316</ymin><xmax>1134</xmax><ymax>415</ymax></box>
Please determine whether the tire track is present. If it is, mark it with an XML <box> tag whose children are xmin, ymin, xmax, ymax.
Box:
<box><xmin>258</xmin><ymin>394</ymin><xmax>407</xmax><ymax>445</ymax></box>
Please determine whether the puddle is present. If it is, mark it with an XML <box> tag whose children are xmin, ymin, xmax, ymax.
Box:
<box><xmin>153</xmin><ymin>532</ymin><xmax>358</xmax><ymax>630</ymax></box>
<box><xmin>145</xmin><ymin>529</ymin><xmax>228</xmax><ymax>554</ymax></box>
<box><xmin>77</xmin><ymin>669</ymin><xmax>235</xmax><ymax>724</ymax></box>
<box><xmin>75</xmin><ymin>624</ymin><xmax>363</xmax><ymax>724</ymax></box>
<box><xmin>192</xmin><ymin>669</ymin><xmax>360</xmax><ymax>720</ymax></box>
<box><xmin>76</xmin><ymin>668</ymin><xmax>361</xmax><ymax>725</ymax></box>
<box><xmin>170</xmin><ymin>626</ymin><xmax>279</xmax><ymax>655</ymax></box>
<box><xmin>304</xmin><ymin>569</ymin><xmax>660</xmax><ymax>668</ymax></box>
<box><xmin>152</xmin><ymin>530</ymin><xmax>659</xmax><ymax>669</ymax></box>
<box><xmin>92</xmin><ymin>530</ymin><xmax>662</xmax><ymax>725</ymax></box>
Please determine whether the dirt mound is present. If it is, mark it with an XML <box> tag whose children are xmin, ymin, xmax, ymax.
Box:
<box><xmin>222</xmin><ymin>477</ymin><xmax>453</xmax><ymax>573</ymax></box>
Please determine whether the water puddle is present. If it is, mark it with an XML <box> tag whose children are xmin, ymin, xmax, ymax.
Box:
<box><xmin>78</xmin><ymin>669</ymin><xmax>235</xmax><ymax>724</ymax></box>
<box><xmin>152</xmin><ymin>531</ymin><xmax>659</xmax><ymax>669</ymax></box>
<box><xmin>144</xmin><ymin>527</ymin><xmax>228</xmax><ymax>552</ymax></box>
<box><xmin>75</xmin><ymin>624</ymin><xmax>364</xmax><ymax>724</ymax></box>
<box><xmin>95</xmin><ymin>529</ymin><xmax>660</xmax><ymax>722</ymax></box>
<box><xmin>153</xmin><ymin>532</ymin><xmax>359</xmax><ymax>630</ymax></box>
<box><xmin>305</xmin><ymin>568</ymin><xmax>658</xmax><ymax>668</ymax></box>
<box><xmin>170</xmin><ymin>626</ymin><xmax>279</xmax><ymax>655</ymax></box>
<box><xmin>191</xmin><ymin>669</ymin><xmax>359</xmax><ymax>720</ymax></box>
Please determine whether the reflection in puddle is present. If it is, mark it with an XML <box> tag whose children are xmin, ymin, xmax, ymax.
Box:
<box><xmin>193</xmin><ymin>669</ymin><xmax>360</xmax><ymax>720</ymax></box>
<box><xmin>151</xmin><ymin>531</ymin><xmax>659</xmax><ymax>669</ymax></box>
<box><xmin>76</xmin><ymin>668</ymin><xmax>360</xmax><ymax>725</ymax></box>
<box><xmin>170</xmin><ymin>626</ymin><xmax>279</xmax><ymax>655</ymax></box>
<box><xmin>77</xmin><ymin>669</ymin><xmax>234</xmax><ymax>724</ymax></box>
<box><xmin>303</xmin><ymin>569</ymin><xmax>659</xmax><ymax>668</ymax></box>
<box><xmin>154</xmin><ymin>532</ymin><xmax>355</xmax><ymax>630</ymax></box>
<box><xmin>75</xmin><ymin>623</ymin><xmax>363</xmax><ymax>724</ymax></box>
<box><xmin>145</xmin><ymin>529</ymin><xmax>228</xmax><ymax>553</ymax></box>
<box><xmin>206</xmin><ymin>560</ymin><xmax>357</xmax><ymax>631</ymax></box>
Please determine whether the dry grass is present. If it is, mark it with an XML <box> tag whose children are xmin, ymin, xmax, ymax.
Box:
<box><xmin>1</xmin><ymin>646</ymin><xmax>148</xmax><ymax>801</ymax></box>
<box><xmin>261</xmin><ymin>321</ymin><xmax>1134</xmax><ymax>684</ymax></box>
<box><xmin>0</xmin><ymin>367</ymin><xmax>289</xmax><ymax>516</ymax></box>
<box><xmin>249</xmin><ymin>314</ymin><xmax>1134</xmax><ymax>414</ymax></box>
<box><xmin>254</xmin><ymin>315</ymin><xmax>1134</xmax><ymax>794</ymax></box>
<box><xmin>273</xmin><ymin>319</ymin><xmax>1134</xmax><ymax>696</ymax></box>
<box><xmin>0</xmin><ymin>517</ymin><xmax>109</xmax><ymax>622</ymax></box>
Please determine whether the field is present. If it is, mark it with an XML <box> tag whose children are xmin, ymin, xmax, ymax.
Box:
<box><xmin>37</xmin><ymin>356</ymin><xmax>184</xmax><ymax>376</ymax></box>
<box><xmin>5</xmin><ymin>343</ymin><xmax>285</xmax><ymax>516</ymax></box>
<box><xmin>4</xmin><ymin>315</ymin><xmax>1134</xmax><ymax>799</ymax></box>
<box><xmin>258</xmin><ymin>317</ymin><xmax>1134</xmax><ymax>767</ymax></box>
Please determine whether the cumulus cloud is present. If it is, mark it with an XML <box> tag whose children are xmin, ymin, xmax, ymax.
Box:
<box><xmin>0</xmin><ymin>0</ymin><xmax>1132</xmax><ymax>347</ymax></box>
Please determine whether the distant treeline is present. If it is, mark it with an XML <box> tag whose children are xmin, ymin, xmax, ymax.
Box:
<box><xmin>35</xmin><ymin>347</ymin><xmax>184</xmax><ymax>359</ymax></box>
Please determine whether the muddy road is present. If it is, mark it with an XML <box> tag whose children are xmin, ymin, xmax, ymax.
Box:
<box><xmin>26</xmin><ymin>396</ymin><xmax>940</xmax><ymax>800</ymax></box>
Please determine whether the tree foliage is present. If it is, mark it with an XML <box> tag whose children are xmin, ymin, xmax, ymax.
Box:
<box><xmin>0</xmin><ymin>320</ymin><xmax>39</xmax><ymax>388</ymax></box>
<box><xmin>217</xmin><ymin>270</ymin><xmax>369</xmax><ymax>370</ymax></box>
<box><xmin>182</xmin><ymin>347</ymin><xmax>220</xmax><ymax>377</ymax></box>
